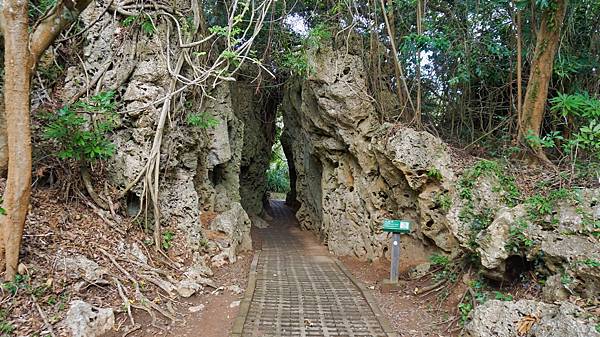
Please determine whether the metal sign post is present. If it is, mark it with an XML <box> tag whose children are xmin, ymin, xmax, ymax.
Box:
<box><xmin>390</xmin><ymin>232</ymin><xmax>401</xmax><ymax>283</ymax></box>
<box><xmin>382</xmin><ymin>219</ymin><xmax>411</xmax><ymax>284</ymax></box>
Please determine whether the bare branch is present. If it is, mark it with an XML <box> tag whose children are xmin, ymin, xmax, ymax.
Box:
<box><xmin>29</xmin><ymin>0</ymin><xmax>94</xmax><ymax>61</ymax></box>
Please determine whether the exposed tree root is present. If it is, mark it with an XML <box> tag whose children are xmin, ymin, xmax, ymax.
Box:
<box><xmin>416</xmin><ymin>279</ymin><xmax>447</xmax><ymax>296</ymax></box>
<box><xmin>81</xmin><ymin>165</ymin><xmax>109</xmax><ymax>210</ymax></box>
<box><xmin>99</xmin><ymin>247</ymin><xmax>178</xmax><ymax>329</ymax></box>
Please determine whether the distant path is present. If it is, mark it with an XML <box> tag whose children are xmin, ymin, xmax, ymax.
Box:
<box><xmin>232</xmin><ymin>200</ymin><xmax>395</xmax><ymax>337</ymax></box>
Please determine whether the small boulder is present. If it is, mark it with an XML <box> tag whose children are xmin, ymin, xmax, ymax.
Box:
<box><xmin>63</xmin><ymin>300</ymin><xmax>114</xmax><ymax>337</ymax></box>
<box><xmin>188</xmin><ymin>304</ymin><xmax>205</xmax><ymax>313</ymax></box>
<box><xmin>210</xmin><ymin>202</ymin><xmax>252</xmax><ymax>261</ymax></box>
<box><xmin>542</xmin><ymin>274</ymin><xmax>570</xmax><ymax>302</ymax></box>
<box><xmin>476</xmin><ymin>206</ymin><xmax>527</xmax><ymax>271</ymax></box>
<box><xmin>127</xmin><ymin>243</ymin><xmax>148</xmax><ymax>264</ymax></box>
<box><xmin>227</xmin><ymin>284</ymin><xmax>244</xmax><ymax>294</ymax></box>
<box><xmin>409</xmin><ymin>262</ymin><xmax>431</xmax><ymax>279</ymax></box>
<box><xmin>56</xmin><ymin>252</ymin><xmax>107</xmax><ymax>283</ymax></box>
<box><xmin>249</xmin><ymin>213</ymin><xmax>270</xmax><ymax>229</ymax></box>
<box><xmin>465</xmin><ymin>300</ymin><xmax>599</xmax><ymax>337</ymax></box>
<box><xmin>211</xmin><ymin>251</ymin><xmax>230</xmax><ymax>268</ymax></box>
<box><xmin>176</xmin><ymin>279</ymin><xmax>202</xmax><ymax>298</ymax></box>
<box><xmin>184</xmin><ymin>253</ymin><xmax>214</xmax><ymax>279</ymax></box>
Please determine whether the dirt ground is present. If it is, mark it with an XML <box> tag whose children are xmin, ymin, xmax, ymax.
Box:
<box><xmin>0</xmin><ymin>185</ymin><xmax>502</xmax><ymax>337</ymax></box>
<box><xmin>339</xmin><ymin>256</ymin><xmax>466</xmax><ymax>337</ymax></box>
<box><xmin>104</xmin><ymin>252</ymin><xmax>252</xmax><ymax>337</ymax></box>
<box><xmin>117</xmin><ymin>209</ymin><xmax>467</xmax><ymax>337</ymax></box>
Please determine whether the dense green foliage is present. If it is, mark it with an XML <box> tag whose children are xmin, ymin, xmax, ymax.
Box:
<box><xmin>266</xmin><ymin>144</ymin><xmax>290</xmax><ymax>194</ymax></box>
<box><xmin>42</xmin><ymin>91</ymin><xmax>117</xmax><ymax>162</ymax></box>
<box><xmin>243</xmin><ymin>0</ymin><xmax>599</xmax><ymax>167</ymax></box>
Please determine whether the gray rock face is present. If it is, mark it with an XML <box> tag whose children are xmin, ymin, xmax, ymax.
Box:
<box><xmin>459</xmin><ymin>187</ymin><xmax>600</xmax><ymax>297</ymax></box>
<box><xmin>63</xmin><ymin>4</ymin><xmax>265</xmax><ymax>263</ymax></box>
<box><xmin>56</xmin><ymin>252</ymin><xmax>107</xmax><ymax>284</ymax></box>
<box><xmin>176</xmin><ymin>279</ymin><xmax>202</xmax><ymax>298</ymax></box>
<box><xmin>249</xmin><ymin>213</ymin><xmax>270</xmax><ymax>228</ymax></box>
<box><xmin>542</xmin><ymin>274</ymin><xmax>570</xmax><ymax>302</ymax></box>
<box><xmin>209</xmin><ymin>202</ymin><xmax>252</xmax><ymax>263</ymax></box>
<box><xmin>231</xmin><ymin>83</ymin><xmax>276</xmax><ymax>215</ymax></box>
<box><xmin>465</xmin><ymin>300</ymin><xmax>599</xmax><ymax>337</ymax></box>
<box><xmin>475</xmin><ymin>205</ymin><xmax>527</xmax><ymax>271</ymax></box>
<box><xmin>63</xmin><ymin>300</ymin><xmax>114</xmax><ymax>337</ymax></box>
<box><xmin>282</xmin><ymin>43</ymin><xmax>457</xmax><ymax>259</ymax></box>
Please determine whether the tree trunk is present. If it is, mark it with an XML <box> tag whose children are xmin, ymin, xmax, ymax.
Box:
<box><xmin>1</xmin><ymin>0</ymin><xmax>33</xmax><ymax>280</ymax></box>
<box><xmin>0</xmin><ymin>34</ymin><xmax>7</xmax><ymax>176</ymax></box>
<box><xmin>0</xmin><ymin>82</ymin><xmax>7</xmax><ymax>177</ymax></box>
<box><xmin>519</xmin><ymin>0</ymin><xmax>568</xmax><ymax>160</ymax></box>
<box><xmin>380</xmin><ymin>0</ymin><xmax>414</xmax><ymax>121</ymax></box>
<box><xmin>513</xmin><ymin>5</ymin><xmax>523</xmax><ymax>139</ymax></box>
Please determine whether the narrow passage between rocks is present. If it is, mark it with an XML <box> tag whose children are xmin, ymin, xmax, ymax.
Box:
<box><xmin>232</xmin><ymin>200</ymin><xmax>395</xmax><ymax>337</ymax></box>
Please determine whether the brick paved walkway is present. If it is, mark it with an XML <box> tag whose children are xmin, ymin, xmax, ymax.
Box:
<box><xmin>232</xmin><ymin>200</ymin><xmax>395</xmax><ymax>337</ymax></box>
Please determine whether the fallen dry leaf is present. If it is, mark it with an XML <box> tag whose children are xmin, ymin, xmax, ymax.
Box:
<box><xmin>517</xmin><ymin>314</ymin><xmax>539</xmax><ymax>336</ymax></box>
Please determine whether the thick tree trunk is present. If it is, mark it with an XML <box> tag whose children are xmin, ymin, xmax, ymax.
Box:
<box><xmin>0</xmin><ymin>0</ymin><xmax>93</xmax><ymax>279</ymax></box>
<box><xmin>519</xmin><ymin>0</ymin><xmax>568</xmax><ymax>160</ymax></box>
<box><xmin>1</xmin><ymin>0</ymin><xmax>33</xmax><ymax>280</ymax></box>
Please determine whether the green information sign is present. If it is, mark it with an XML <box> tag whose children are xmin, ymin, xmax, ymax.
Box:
<box><xmin>382</xmin><ymin>219</ymin><xmax>411</xmax><ymax>234</ymax></box>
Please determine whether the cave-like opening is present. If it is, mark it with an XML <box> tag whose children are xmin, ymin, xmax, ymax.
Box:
<box><xmin>264</xmin><ymin>108</ymin><xmax>298</xmax><ymax>210</ymax></box>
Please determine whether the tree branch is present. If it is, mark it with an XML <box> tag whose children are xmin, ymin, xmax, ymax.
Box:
<box><xmin>29</xmin><ymin>0</ymin><xmax>94</xmax><ymax>61</ymax></box>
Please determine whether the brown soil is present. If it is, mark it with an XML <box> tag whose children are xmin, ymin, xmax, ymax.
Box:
<box><xmin>0</xmin><ymin>181</ymin><xmax>251</xmax><ymax>337</ymax></box>
<box><xmin>104</xmin><ymin>252</ymin><xmax>252</xmax><ymax>337</ymax></box>
<box><xmin>339</xmin><ymin>256</ymin><xmax>466</xmax><ymax>337</ymax></box>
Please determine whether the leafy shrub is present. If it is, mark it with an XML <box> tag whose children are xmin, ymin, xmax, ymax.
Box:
<box><xmin>493</xmin><ymin>291</ymin><xmax>513</xmax><ymax>301</ymax></box>
<box><xmin>429</xmin><ymin>254</ymin><xmax>450</xmax><ymax>267</ymax></box>
<box><xmin>42</xmin><ymin>91</ymin><xmax>117</xmax><ymax>162</ymax></box>
<box><xmin>434</xmin><ymin>192</ymin><xmax>452</xmax><ymax>213</ymax></box>
<box><xmin>279</xmin><ymin>24</ymin><xmax>331</xmax><ymax>78</ymax></box>
<box><xmin>122</xmin><ymin>13</ymin><xmax>155</xmax><ymax>36</ymax></box>
<box><xmin>427</xmin><ymin>167</ymin><xmax>443</xmax><ymax>181</ymax></box>
<box><xmin>506</xmin><ymin>219</ymin><xmax>534</xmax><ymax>254</ymax></box>
<box><xmin>305</xmin><ymin>24</ymin><xmax>331</xmax><ymax>48</ymax></box>
<box><xmin>0</xmin><ymin>309</ymin><xmax>14</xmax><ymax>335</ymax></box>
<box><xmin>544</xmin><ymin>92</ymin><xmax>600</xmax><ymax>159</ymax></box>
<box><xmin>281</xmin><ymin>50</ymin><xmax>309</xmax><ymax>77</ymax></box>
<box><xmin>187</xmin><ymin>112</ymin><xmax>220</xmax><ymax>128</ymax></box>
<box><xmin>162</xmin><ymin>231</ymin><xmax>175</xmax><ymax>250</ymax></box>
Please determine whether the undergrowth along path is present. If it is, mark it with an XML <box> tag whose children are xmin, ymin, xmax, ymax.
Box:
<box><xmin>233</xmin><ymin>200</ymin><xmax>396</xmax><ymax>337</ymax></box>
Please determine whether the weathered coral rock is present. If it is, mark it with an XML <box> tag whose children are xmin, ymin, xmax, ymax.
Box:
<box><xmin>55</xmin><ymin>252</ymin><xmax>107</xmax><ymax>284</ymax></box>
<box><xmin>475</xmin><ymin>205</ymin><xmax>527</xmax><ymax>270</ymax></box>
<box><xmin>63</xmin><ymin>300</ymin><xmax>114</xmax><ymax>337</ymax></box>
<box><xmin>282</xmin><ymin>44</ymin><xmax>457</xmax><ymax>259</ymax></box>
<box><xmin>465</xmin><ymin>300</ymin><xmax>599</xmax><ymax>337</ymax></box>
<box><xmin>209</xmin><ymin>202</ymin><xmax>252</xmax><ymax>263</ymax></box>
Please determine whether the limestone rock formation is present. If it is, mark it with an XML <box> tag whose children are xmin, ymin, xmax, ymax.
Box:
<box><xmin>465</xmin><ymin>300</ymin><xmax>600</xmax><ymax>337</ymax></box>
<box><xmin>231</xmin><ymin>83</ymin><xmax>276</xmax><ymax>215</ymax></box>
<box><xmin>209</xmin><ymin>202</ymin><xmax>252</xmax><ymax>264</ymax></box>
<box><xmin>62</xmin><ymin>4</ymin><xmax>269</xmax><ymax>262</ymax></box>
<box><xmin>55</xmin><ymin>252</ymin><xmax>107</xmax><ymax>284</ymax></box>
<box><xmin>462</xmin><ymin>187</ymin><xmax>599</xmax><ymax>297</ymax></box>
<box><xmin>63</xmin><ymin>300</ymin><xmax>114</xmax><ymax>337</ymax></box>
<box><xmin>282</xmin><ymin>43</ymin><xmax>457</xmax><ymax>260</ymax></box>
<box><xmin>475</xmin><ymin>205</ymin><xmax>527</xmax><ymax>271</ymax></box>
